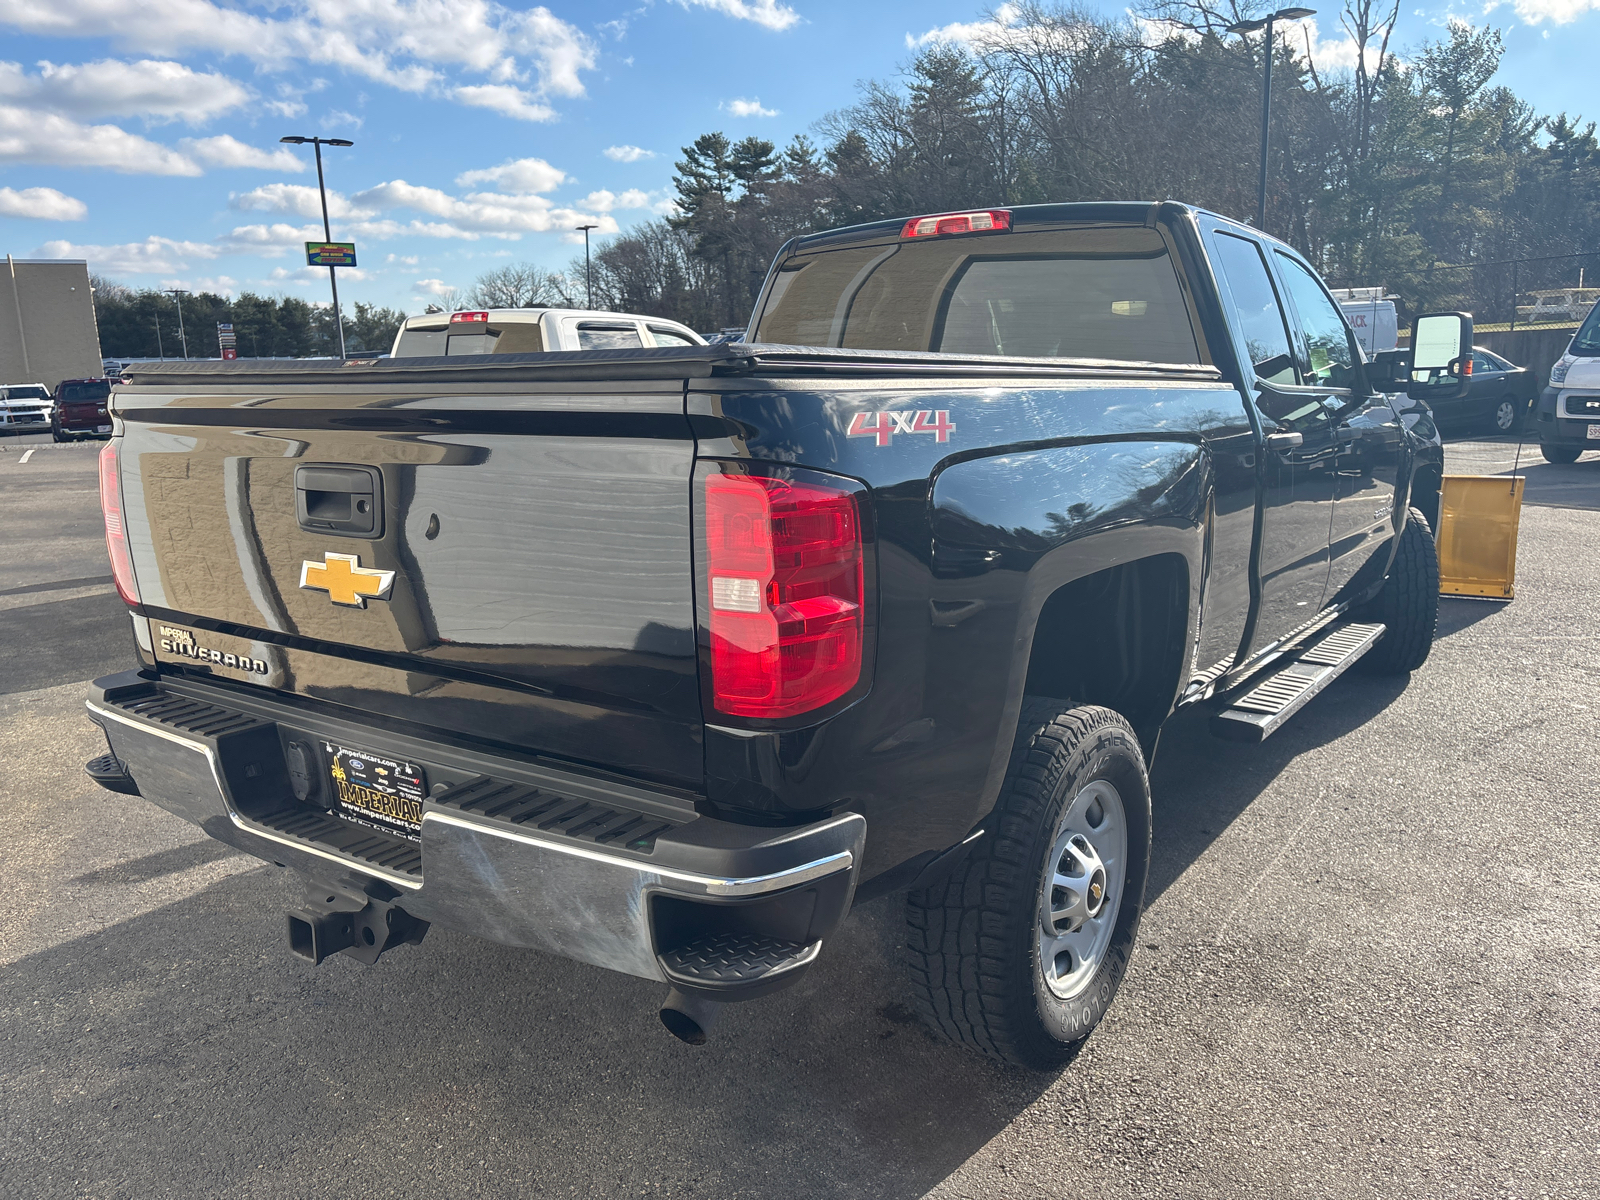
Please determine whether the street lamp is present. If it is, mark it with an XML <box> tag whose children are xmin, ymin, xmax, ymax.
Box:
<box><xmin>576</xmin><ymin>223</ymin><xmax>598</xmax><ymax>309</ymax></box>
<box><xmin>280</xmin><ymin>135</ymin><xmax>355</xmax><ymax>358</ymax></box>
<box><xmin>165</xmin><ymin>289</ymin><xmax>190</xmax><ymax>359</ymax></box>
<box><xmin>1227</xmin><ymin>7</ymin><xmax>1316</xmax><ymax>233</ymax></box>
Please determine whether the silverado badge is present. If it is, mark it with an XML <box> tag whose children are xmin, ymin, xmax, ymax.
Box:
<box><xmin>299</xmin><ymin>552</ymin><xmax>395</xmax><ymax>608</ymax></box>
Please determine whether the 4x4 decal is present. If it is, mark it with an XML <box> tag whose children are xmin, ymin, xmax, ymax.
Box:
<box><xmin>846</xmin><ymin>409</ymin><xmax>956</xmax><ymax>446</ymax></box>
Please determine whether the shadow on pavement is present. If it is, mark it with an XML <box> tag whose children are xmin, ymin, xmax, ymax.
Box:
<box><xmin>1518</xmin><ymin>459</ymin><xmax>1600</xmax><ymax>510</ymax></box>
<box><xmin>1436</xmin><ymin>595</ymin><xmax>1507</xmax><ymax>639</ymax></box>
<box><xmin>1</xmin><ymin>865</ymin><xmax>1052</xmax><ymax>1198</ymax></box>
<box><xmin>1145</xmin><ymin>671</ymin><xmax>1409</xmax><ymax>906</ymax></box>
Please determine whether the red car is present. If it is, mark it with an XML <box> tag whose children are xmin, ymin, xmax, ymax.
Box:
<box><xmin>51</xmin><ymin>378</ymin><xmax>116</xmax><ymax>442</ymax></box>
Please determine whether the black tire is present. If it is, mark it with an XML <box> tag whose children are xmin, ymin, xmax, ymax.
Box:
<box><xmin>1541</xmin><ymin>442</ymin><xmax>1582</xmax><ymax>464</ymax></box>
<box><xmin>1354</xmin><ymin>507</ymin><xmax>1439</xmax><ymax>674</ymax></box>
<box><xmin>905</xmin><ymin>700</ymin><xmax>1152</xmax><ymax>1070</ymax></box>
<box><xmin>1489</xmin><ymin>396</ymin><xmax>1520</xmax><ymax>434</ymax></box>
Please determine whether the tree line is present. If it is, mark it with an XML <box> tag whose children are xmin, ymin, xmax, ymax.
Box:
<box><xmin>574</xmin><ymin>1</ymin><xmax>1600</xmax><ymax>331</ymax></box>
<box><xmin>93</xmin><ymin>280</ymin><xmax>406</xmax><ymax>359</ymax></box>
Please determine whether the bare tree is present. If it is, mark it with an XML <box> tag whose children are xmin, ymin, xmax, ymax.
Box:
<box><xmin>468</xmin><ymin>263</ymin><xmax>575</xmax><ymax>309</ymax></box>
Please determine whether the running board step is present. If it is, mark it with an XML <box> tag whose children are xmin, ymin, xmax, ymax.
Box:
<box><xmin>1210</xmin><ymin>621</ymin><xmax>1386</xmax><ymax>743</ymax></box>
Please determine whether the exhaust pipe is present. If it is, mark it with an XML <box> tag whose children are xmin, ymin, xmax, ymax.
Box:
<box><xmin>659</xmin><ymin>987</ymin><xmax>726</xmax><ymax>1045</ymax></box>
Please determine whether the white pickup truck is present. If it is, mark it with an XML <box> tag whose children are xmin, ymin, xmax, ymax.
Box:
<box><xmin>390</xmin><ymin>308</ymin><xmax>705</xmax><ymax>357</ymax></box>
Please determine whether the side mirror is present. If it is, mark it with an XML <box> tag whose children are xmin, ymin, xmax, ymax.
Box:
<box><xmin>1370</xmin><ymin>348</ymin><xmax>1409</xmax><ymax>392</ymax></box>
<box><xmin>1407</xmin><ymin>311</ymin><xmax>1473</xmax><ymax>402</ymax></box>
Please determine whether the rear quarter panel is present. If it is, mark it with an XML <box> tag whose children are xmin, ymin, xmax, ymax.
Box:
<box><xmin>691</xmin><ymin>374</ymin><xmax>1250</xmax><ymax>878</ymax></box>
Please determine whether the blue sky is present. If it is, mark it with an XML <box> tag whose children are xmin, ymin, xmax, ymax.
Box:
<box><xmin>0</xmin><ymin>0</ymin><xmax>1594</xmax><ymax>317</ymax></box>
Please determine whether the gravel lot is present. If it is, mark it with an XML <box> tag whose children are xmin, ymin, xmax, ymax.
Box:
<box><xmin>2</xmin><ymin>435</ymin><xmax>1596</xmax><ymax>1199</ymax></box>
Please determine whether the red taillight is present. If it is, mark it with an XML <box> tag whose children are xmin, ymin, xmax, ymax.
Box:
<box><xmin>98</xmin><ymin>441</ymin><xmax>139</xmax><ymax>605</ymax></box>
<box><xmin>450</xmin><ymin>311</ymin><xmax>490</xmax><ymax>323</ymax></box>
<box><xmin>704</xmin><ymin>472</ymin><xmax>864</xmax><ymax>719</ymax></box>
<box><xmin>901</xmin><ymin>209</ymin><xmax>1012</xmax><ymax>239</ymax></box>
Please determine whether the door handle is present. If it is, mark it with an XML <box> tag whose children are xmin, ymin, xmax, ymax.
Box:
<box><xmin>1265</xmin><ymin>431</ymin><xmax>1303</xmax><ymax>451</ymax></box>
<box><xmin>296</xmin><ymin>464</ymin><xmax>384</xmax><ymax>538</ymax></box>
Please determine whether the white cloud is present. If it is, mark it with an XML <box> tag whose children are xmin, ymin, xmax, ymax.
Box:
<box><xmin>0</xmin><ymin>1</ymin><xmax>598</xmax><ymax>116</ymax></box>
<box><xmin>182</xmin><ymin>136</ymin><xmax>307</xmax><ymax>172</ymax></box>
<box><xmin>386</xmin><ymin>253</ymin><xmax>419</xmax><ymax>265</ymax></box>
<box><xmin>351</xmin><ymin>178</ymin><xmax>618</xmax><ymax>236</ymax></box>
<box><xmin>0</xmin><ymin>104</ymin><xmax>199</xmax><ymax>173</ymax></box>
<box><xmin>231</xmin><ymin>184</ymin><xmax>373</xmax><ymax>220</ymax></box>
<box><xmin>578</xmin><ymin>188</ymin><xmax>654</xmax><ymax>212</ymax></box>
<box><xmin>268</xmin><ymin>265</ymin><xmax>372</xmax><ymax>284</ymax></box>
<box><xmin>907</xmin><ymin>3</ymin><xmax>1023</xmax><ymax>51</ymax></box>
<box><xmin>1512</xmin><ymin>0</ymin><xmax>1598</xmax><ymax>22</ymax></box>
<box><xmin>0</xmin><ymin>185</ymin><xmax>86</xmax><ymax>220</ymax></box>
<box><xmin>326</xmin><ymin>109</ymin><xmax>364</xmax><ymax>131</ymax></box>
<box><xmin>722</xmin><ymin>97</ymin><xmax>778</xmax><ymax>118</ymax></box>
<box><xmin>680</xmin><ymin>0</ymin><xmax>801</xmax><ymax>32</ymax></box>
<box><xmin>604</xmin><ymin>144</ymin><xmax>654</xmax><ymax>162</ymax></box>
<box><xmin>454</xmin><ymin>157</ymin><xmax>566</xmax><ymax>193</ymax></box>
<box><xmin>453</xmin><ymin>83</ymin><xmax>555</xmax><ymax>121</ymax></box>
<box><xmin>0</xmin><ymin>58</ymin><xmax>251</xmax><ymax>122</ymax></box>
<box><xmin>158</xmin><ymin>274</ymin><xmax>238</xmax><ymax>294</ymax></box>
<box><xmin>31</xmin><ymin>235</ymin><xmax>219</xmax><ymax>274</ymax></box>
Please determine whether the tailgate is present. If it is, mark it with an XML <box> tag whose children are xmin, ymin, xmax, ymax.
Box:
<box><xmin>114</xmin><ymin>370</ymin><xmax>704</xmax><ymax>788</ymax></box>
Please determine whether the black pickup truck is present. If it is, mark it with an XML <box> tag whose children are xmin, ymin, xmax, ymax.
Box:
<box><xmin>83</xmin><ymin>202</ymin><xmax>1472</xmax><ymax>1069</ymax></box>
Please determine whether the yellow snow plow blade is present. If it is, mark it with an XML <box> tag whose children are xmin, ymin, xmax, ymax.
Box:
<box><xmin>1436</xmin><ymin>475</ymin><xmax>1526</xmax><ymax>600</ymax></box>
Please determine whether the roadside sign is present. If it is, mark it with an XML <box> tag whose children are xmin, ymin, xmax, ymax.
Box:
<box><xmin>221</xmin><ymin>348</ymin><xmax>238</xmax><ymax>361</ymax></box>
<box><xmin>306</xmin><ymin>242</ymin><xmax>358</xmax><ymax>267</ymax></box>
<box><xmin>217</xmin><ymin>321</ymin><xmax>237</xmax><ymax>359</ymax></box>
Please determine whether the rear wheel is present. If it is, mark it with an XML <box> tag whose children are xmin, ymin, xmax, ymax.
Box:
<box><xmin>1490</xmin><ymin>396</ymin><xmax>1520</xmax><ymax>434</ymax></box>
<box><xmin>1541</xmin><ymin>443</ymin><xmax>1582</xmax><ymax>464</ymax></box>
<box><xmin>1354</xmin><ymin>507</ymin><xmax>1439</xmax><ymax>674</ymax></box>
<box><xmin>905</xmin><ymin>700</ymin><xmax>1151</xmax><ymax>1070</ymax></box>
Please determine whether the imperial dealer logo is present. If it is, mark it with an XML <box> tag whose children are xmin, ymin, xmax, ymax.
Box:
<box><xmin>299</xmin><ymin>552</ymin><xmax>396</xmax><ymax>608</ymax></box>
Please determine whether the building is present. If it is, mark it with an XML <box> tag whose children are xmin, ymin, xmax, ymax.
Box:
<box><xmin>0</xmin><ymin>257</ymin><xmax>105</xmax><ymax>390</ymax></box>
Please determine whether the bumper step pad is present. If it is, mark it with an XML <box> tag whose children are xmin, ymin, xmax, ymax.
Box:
<box><xmin>660</xmin><ymin>932</ymin><xmax>820</xmax><ymax>990</ymax></box>
<box><xmin>1210</xmin><ymin>621</ymin><xmax>1385</xmax><ymax>743</ymax></box>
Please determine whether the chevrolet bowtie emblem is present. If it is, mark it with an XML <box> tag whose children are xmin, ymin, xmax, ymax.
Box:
<box><xmin>299</xmin><ymin>552</ymin><xmax>395</xmax><ymax>608</ymax></box>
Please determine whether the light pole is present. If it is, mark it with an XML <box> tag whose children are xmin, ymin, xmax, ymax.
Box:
<box><xmin>165</xmin><ymin>289</ymin><xmax>189</xmax><ymax>359</ymax></box>
<box><xmin>576</xmin><ymin>223</ymin><xmax>598</xmax><ymax>309</ymax></box>
<box><xmin>281</xmin><ymin>135</ymin><xmax>354</xmax><ymax>358</ymax></box>
<box><xmin>1227</xmin><ymin>8</ymin><xmax>1316</xmax><ymax>233</ymax></box>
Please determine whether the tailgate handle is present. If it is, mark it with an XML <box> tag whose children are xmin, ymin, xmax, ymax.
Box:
<box><xmin>295</xmin><ymin>464</ymin><xmax>384</xmax><ymax>538</ymax></box>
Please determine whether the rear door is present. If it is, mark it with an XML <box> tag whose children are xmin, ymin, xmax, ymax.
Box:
<box><xmin>1204</xmin><ymin>226</ymin><xmax>1338</xmax><ymax>652</ymax></box>
<box><xmin>115</xmin><ymin>370</ymin><xmax>705</xmax><ymax>788</ymax></box>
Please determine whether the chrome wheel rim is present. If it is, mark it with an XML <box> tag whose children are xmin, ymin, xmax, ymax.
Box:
<box><xmin>1037</xmin><ymin>779</ymin><xmax>1127</xmax><ymax>1001</ymax></box>
<box><xmin>1495</xmin><ymin>401</ymin><xmax>1516</xmax><ymax>431</ymax></box>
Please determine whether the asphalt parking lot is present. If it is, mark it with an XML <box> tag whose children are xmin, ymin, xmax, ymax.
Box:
<box><xmin>2</xmin><ymin>434</ymin><xmax>1596</xmax><ymax>1199</ymax></box>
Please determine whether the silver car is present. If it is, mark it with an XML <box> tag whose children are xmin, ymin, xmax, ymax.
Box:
<box><xmin>0</xmin><ymin>383</ymin><xmax>53</xmax><ymax>433</ymax></box>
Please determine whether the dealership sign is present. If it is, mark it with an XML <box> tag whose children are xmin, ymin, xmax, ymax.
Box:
<box><xmin>306</xmin><ymin>242</ymin><xmax>358</xmax><ymax>267</ymax></box>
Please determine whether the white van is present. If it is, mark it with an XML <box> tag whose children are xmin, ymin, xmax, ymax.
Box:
<box><xmin>1538</xmin><ymin>297</ymin><xmax>1600</xmax><ymax>463</ymax></box>
<box><xmin>390</xmin><ymin>308</ymin><xmax>705</xmax><ymax>358</ymax></box>
<box><xmin>1330</xmin><ymin>287</ymin><xmax>1399</xmax><ymax>355</ymax></box>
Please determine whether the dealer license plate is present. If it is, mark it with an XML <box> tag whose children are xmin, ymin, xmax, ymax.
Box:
<box><xmin>326</xmin><ymin>742</ymin><xmax>426</xmax><ymax>838</ymax></box>
<box><xmin>1588</xmin><ymin>423</ymin><xmax>1600</xmax><ymax>441</ymax></box>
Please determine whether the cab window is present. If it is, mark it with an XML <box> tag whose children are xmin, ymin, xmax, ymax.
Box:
<box><xmin>1275</xmin><ymin>253</ymin><xmax>1359</xmax><ymax>390</ymax></box>
<box><xmin>648</xmin><ymin>327</ymin><xmax>698</xmax><ymax>348</ymax></box>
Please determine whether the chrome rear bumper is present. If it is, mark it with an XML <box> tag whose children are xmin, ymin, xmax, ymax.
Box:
<box><xmin>87</xmin><ymin>672</ymin><xmax>864</xmax><ymax>992</ymax></box>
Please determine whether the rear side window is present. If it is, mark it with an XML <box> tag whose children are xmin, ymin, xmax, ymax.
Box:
<box><xmin>753</xmin><ymin>226</ymin><xmax>1200</xmax><ymax>364</ymax></box>
<box><xmin>60</xmin><ymin>381</ymin><xmax>111</xmax><ymax>401</ymax></box>
<box><xmin>1209</xmin><ymin>234</ymin><xmax>1296</xmax><ymax>386</ymax></box>
<box><xmin>576</xmin><ymin>323</ymin><xmax>643</xmax><ymax>350</ymax></box>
